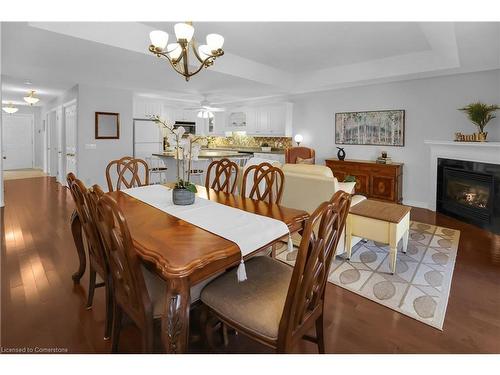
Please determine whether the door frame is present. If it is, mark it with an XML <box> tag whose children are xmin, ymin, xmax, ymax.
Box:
<box><xmin>2</xmin><ymin>112</ymin><xmax>35</xmax><ymax>170</ymax></box>
<box><xmin>62</xmin><ymin>99</ymin><xmax>78</xmax><ymax>179</ymax></box>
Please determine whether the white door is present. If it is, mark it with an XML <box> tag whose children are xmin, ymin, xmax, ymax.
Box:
<box><xmin>48</xmin><ymin>111</ymin><xmax>58</xmax><ymax>177</ymax></box>
<box><xmin>65</xmin><ymin>103</ymin><xmax>77</xmax><ymax>180</ymax></box>
<box><xmin>2</xmin><ymin>114</ymin><xmax>34</xmax><ymax>170</ymax></box>
<box><xmin>56</xmin><ymin>107</ymin><xmax>65</xmax><ymax>184</ymax></box>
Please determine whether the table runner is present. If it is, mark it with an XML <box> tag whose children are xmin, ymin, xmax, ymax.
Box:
<box><xmin>122</xmin><ymin>184</ymin><xmax>292</xmax><ymax>281</ymax></box>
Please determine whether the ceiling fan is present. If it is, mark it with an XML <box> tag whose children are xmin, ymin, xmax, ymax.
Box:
<box><xmin>184</xmin><ymin>99</ymin><xmax>225</xmax><ymax>118</ymax></box>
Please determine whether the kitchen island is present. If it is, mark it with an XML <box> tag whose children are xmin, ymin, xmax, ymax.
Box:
<box><xmin>152</xmin><ymin>147</ymin><xmax>285</xmax><ymax>183</ymax></box>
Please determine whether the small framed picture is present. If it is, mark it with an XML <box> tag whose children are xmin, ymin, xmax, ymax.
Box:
<box><xmin>95</xmin><ymin>112</ymin><xmax>120</xmax><ymax>139</ymax></box>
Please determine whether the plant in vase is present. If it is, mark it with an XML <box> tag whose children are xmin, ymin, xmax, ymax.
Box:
<box><xmin>458</xmin><ymin>102</ymin><xmax>499</xmax><ymax>141</ymax></box>
<box><xmin>152</xmin><ymin>116</ymin><xmax>205</xmax><ymax>205</ymax></box>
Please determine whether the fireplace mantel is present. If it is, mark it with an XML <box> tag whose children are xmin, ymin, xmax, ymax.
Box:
<box><xmin>425</xmin><ymin>140</ymin><xmax>500</xmax><ymax>210</ymax></box>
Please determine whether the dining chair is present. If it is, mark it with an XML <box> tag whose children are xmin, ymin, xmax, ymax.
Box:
<box><xmin>105</xmin><ymin>157</ymin><xmax>149</xmax><ymax>191</ymax></box>
<box><xmin>67</xmin><ymin>176</ymin><xmax>113</xmax><ymax>340</ymax></box>
<box><xmin>94</xmin><ymin>193</ymin><xmax>166</xmax><ymax>353</ymax></box>
<box><xmin>241</xmin><ymin>162</ymin><xmax>285</xmax><ymax>204</ymax></box>
<box><xmin>205</xmin><ymin>158</ymin><xmax>239</xmax><ymax>194</ymax></box>
<box><xmin>200</xmin><ymin>190</ymin><xmax>352</xmax><ymax>353</ymax></box>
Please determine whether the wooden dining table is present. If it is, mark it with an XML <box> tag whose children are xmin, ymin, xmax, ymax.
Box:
<box><xmin>71</xmin><ymin>183</ymin><xmax>309</xmax><ymax>353</ymax></box>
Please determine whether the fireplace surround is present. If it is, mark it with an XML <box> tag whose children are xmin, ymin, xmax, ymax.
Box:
<box><xmin>437</xmin><ymin>158</ymin><xmax>500</xmax><ymax>234</ymax></box>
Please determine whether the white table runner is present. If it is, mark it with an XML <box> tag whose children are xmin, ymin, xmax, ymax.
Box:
<box><xmin>122</xmin><ymin>184</ymin><xmax>292</xmax><ymax>281</ymax></box>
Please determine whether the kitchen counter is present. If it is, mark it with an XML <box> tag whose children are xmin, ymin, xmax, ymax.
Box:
<box><xmin>153</xmin><ymin>150</ymin><xmax>248</xmax><ymax>159</ymax></box>
<box><xmin>204</xmin><ymin>147</ymin><xmax>285</xmax><ymax>155</ymax></box>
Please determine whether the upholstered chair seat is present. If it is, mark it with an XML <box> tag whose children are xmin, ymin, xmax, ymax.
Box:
<box><xmin>201</xmin><ymin>256</ymin><xmax>292</xmax><ymax>341</ymax></box>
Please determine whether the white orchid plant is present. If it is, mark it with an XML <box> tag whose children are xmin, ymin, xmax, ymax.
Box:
<box><xmin>152</xmin><ymin>116</ymin><xmax>205</xmax><ymax>193</ymax></box>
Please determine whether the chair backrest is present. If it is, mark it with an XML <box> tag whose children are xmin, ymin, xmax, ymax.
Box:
<box><xmin>205</xmin><ymin>158</ymin><xmax>239</xmax><ymax>194</ymax></box>
<box><xmin>277</xmin><ymin>191</ymin><xmax>351</xmax><ymax>351</ymax></box>
<box><xmin>106</xmin><ymin>157</ymin><xmax>150</xmax><ymax>192</ymax></box>
<box><xmin>241</xmin><ymin>162</ymin><xmax>285</xmax><ymax>204</ymax></box>
<box><xmin>285</xmin><ymin>147</ymin><xmax>315</xmax><ymax>164</ymax></box>
<box><xmin>94</xmin><ymin>194</ymin><xmax>152</xmax><ymax>321</ymax></box>
<box><xmin>68</xmin><ymin>176</ymin><xmax>108</xmax><ymax>271</ymax></box>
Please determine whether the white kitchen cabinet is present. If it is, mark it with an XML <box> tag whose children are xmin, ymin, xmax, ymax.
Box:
<box><xmin>134</xmin><ymin>98</ymin><xmax>163</xmax><ymax>119</ymax></box>
<box><xmin>246</xmin><ymin>103</ymin><xmax>292</xmax><ymax>136</ymax></box>
<box><xmin>253</xmin><ymin>152</ymin><xmax>285</xmax><ymax>163</ymax></box>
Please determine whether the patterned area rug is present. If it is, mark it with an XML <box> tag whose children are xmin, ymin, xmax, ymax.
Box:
<box><xmin>277</xmin><ymin>221</ymin><xmax>460</xmax><ymax>330</ymax></box>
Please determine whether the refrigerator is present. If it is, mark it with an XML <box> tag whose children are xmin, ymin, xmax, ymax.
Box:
<box><xmin>133</xmin><ymin>119</ymin><xmax>164</xmax><ymax>160</ymax></box>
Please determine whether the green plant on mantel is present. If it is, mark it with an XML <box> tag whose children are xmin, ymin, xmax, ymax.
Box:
<box><xmin>458</xmin><ymin>102</ymin><xmax>500</xmax><ymax>133</ymax></box>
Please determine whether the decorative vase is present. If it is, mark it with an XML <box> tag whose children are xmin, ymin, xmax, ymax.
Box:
<box><xmin>478</xmin><ymin>131</ymin><xmax>488</xmax><ymax>142</ymax></box>
<box><xmin>336</xmin><ymin>147</ymin><xmax>346</xmax><ymax>161</ymax></box>
<box><xmin>172</xmin><ymin>187</ymin><xmax>195</xmax><ymax>206</ymax></box>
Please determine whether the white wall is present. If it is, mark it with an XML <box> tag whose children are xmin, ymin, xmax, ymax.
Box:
<box><xmin>291</xmin><ymin>69</ymin><xmax>500</xmax><ymax>208</ymax></box>
<box><xmin>78</xmin><ymin>84</ymin><xmax>133</xmax><ymax>188</ymax></box>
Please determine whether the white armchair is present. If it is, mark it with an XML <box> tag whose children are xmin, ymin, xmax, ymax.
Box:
<box><xmin>280</xmin><ymin>163</ymin><xmax>366</xmax><ymax>256</ymax></box>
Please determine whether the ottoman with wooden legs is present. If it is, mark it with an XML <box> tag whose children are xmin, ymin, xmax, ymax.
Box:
<box><xmin>345</xmin><ymin>199</ymin><xmax>411</xmax><ymax>274</ymax></box>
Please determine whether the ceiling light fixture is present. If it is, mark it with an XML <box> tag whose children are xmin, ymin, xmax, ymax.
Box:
<box><xmin>197</xmin><ymin>110</ymin><xmax>214</xmax><ymax>119</ymax></box>
<box><xmin>2</xmin><ymin>102</ymin><xmax>19</xmax><ymax>114</ymax></box>
<box><xmin>23</xmin><ymin>90</ymin><xmax>40</xmax><ymax>105</ymax></box>
<box><xmin>148</xmin><ymin>22</ymin><xmax>224</xmax><ymax>81</ymax></box>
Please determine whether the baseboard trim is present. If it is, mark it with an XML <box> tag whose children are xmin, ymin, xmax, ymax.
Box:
<box><xmin>404</xmin><ymin>200</ymin><xmax>431</xmax><ymax>210</ymax></box>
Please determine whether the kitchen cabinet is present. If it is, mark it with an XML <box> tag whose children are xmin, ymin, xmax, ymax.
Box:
<box><xmin>225</xmin><ymin>103</ymin><xmax>292</xmax><ymax>136</ymax></box>
<box><xmin>133</xmin><ymin>98</ymin><xmax>163</xmax><ymax>119</ymax></box>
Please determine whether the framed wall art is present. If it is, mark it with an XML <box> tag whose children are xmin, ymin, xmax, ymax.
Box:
<box><xmin>335</xmin><ymin>109</ymin><xmax>405</xmax><ymax>146</ymax></box>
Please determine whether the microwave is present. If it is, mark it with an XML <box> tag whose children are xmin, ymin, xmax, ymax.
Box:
<box><xmin>174</xmin><ymin>121</ymin><xmax>196</xmax><ymax>134</ymax></box>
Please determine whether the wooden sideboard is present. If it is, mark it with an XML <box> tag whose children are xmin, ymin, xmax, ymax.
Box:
<box><xmin>325</xmin><ymin>159</ymin><xmax>403</xmax><ymax>203</ymax></box>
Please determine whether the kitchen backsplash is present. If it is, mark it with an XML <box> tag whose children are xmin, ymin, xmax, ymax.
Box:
<box><xmin>206</xmin><ymin>135</ymin><xmax>292</xmax><ymax>149</ymax></box>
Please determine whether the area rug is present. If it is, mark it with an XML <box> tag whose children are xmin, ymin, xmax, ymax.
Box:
<box><xmin>277</xmin><ymin>221</ymin><xmax>460</xmax><ymax>330</ymax></box>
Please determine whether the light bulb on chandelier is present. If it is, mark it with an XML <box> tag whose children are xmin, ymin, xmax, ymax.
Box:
<box><xmin>148</xmin><ymin>22</ymin><xmax>224</xmax><ymax>81</ymax></box>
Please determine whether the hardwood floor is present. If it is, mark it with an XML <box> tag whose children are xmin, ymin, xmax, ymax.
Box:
<box><xmin>1</xmin><ymin>176</ymin><xmax>499</xmax><ymax>353</ymax></box>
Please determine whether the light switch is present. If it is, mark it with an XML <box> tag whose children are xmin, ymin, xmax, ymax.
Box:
<box><xmin>84</xmin><ymin>144</ymin><xmax>97</xmax><ymax>150</ymax></box>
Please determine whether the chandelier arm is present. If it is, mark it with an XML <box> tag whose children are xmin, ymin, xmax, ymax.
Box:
<box><xmin>191</xmin><ymin>43</ymin><xmax>206</xmax><ymax>64</ymax></box>
<box><xmin>184</xmin><ymin>57</ymin><xmax>218</xmax><ymax>78</ymax></box>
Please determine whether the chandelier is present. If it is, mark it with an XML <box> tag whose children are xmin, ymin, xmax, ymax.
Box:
<box><xmin>2</xmin><ymin>102</ymin><xmax>19</xmax><ymax>114</ymax></box>
<box><xmin>24</xmin><ymin>90</ymin><xmax>40</xmax><ymax>105</ymax></box>
<box><xmin>148</xmin><ymin>22</ymin><xmax>224</xmax><ymax>81</ymax></box>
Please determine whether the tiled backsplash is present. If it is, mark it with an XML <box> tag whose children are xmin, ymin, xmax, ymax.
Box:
<box><xmin>206</xmin><ymin>135</ymin><xmax>292</xmax><ymax>149</ymax></box>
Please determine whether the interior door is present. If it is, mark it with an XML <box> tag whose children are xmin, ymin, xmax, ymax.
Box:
<box><xmin>56</xmin><ymin>108</ymin><xmax>65</xmax><ymax>184</ymax></box>
<box><xmin>65</xmin><ymin>103</ymin><xmax>77</xmax><ymax>180</ymax></box>
<box><xmin>48</xmin><ymin>111</ymin><xmax>58</xmax><ymax>177</ymax></box>
<box><xmin>2</xmin><ymin>114</ymin><xmax>33</xmax><ymax>170</ymax></box>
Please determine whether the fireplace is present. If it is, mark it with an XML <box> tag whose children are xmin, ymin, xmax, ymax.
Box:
<box><xmin>437</xmin><ymin>158</ymin><xmax>500</xmax><ymax>234</ymax></box>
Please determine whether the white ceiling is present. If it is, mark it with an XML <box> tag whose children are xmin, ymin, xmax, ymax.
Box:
<box><xmin>146</xmin><ymin>22</ymin><xmax>431</xmax><ymax>73</ymax></box>
<box><xmin>1</xmin><ymin>22</ymin><xmax>499</xmax><ymax>106</ymax></box>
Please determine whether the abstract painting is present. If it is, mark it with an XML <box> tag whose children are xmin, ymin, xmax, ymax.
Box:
<box><xmin>335</xmin><ymin>109</ymin><xmax>405</xmax><ymax>146</ymax></box>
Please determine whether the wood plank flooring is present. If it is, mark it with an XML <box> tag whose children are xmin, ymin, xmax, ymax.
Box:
<box><xmin>1</xmin><ymin>176</ymin><xmax>499</xmax><ymax>353</ymax></box>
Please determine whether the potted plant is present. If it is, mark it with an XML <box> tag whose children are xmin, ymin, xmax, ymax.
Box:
<box><xmin>261</xmin><ymin>142</ymin><xmax>272</xmax><ymax>152</ymax></box>
<box><xmin>152</xmin><ymin>116</ymin><xmax>205</xmax><ymax>205</ymax></box>
<box><xmin>459</xmin><ymin>102</ymin><xmax>500</xmax><ymax>141</ymax></box>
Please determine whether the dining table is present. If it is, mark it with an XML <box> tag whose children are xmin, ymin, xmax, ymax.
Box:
<box><xmin>70</xmin><ymin>183</ymin><xmax>309</xmax><ymax>353</ymax></box>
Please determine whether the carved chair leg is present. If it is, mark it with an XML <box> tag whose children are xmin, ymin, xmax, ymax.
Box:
<box><xmin>315</xmin><ymin>313</ymin><xmax>325</xmax><ymax>354</ymax></box>
<box><xmin>86</xmin><ymin>268</ymin><xmax>97</xmax><ymax>309</ymax></box>
<box><xmin>111</xmin><ymin>302</ymin><xmax>123</xmax><ymax>353</ymax></box>
<box><xmin>142</xmin><ymin>319</ymin><xmax>155</xmax><ymax>353</ymax></box>
<box><xmin>70</xmin><ymin>211</ymin><xmax>86</xmax><ymax>284</ymax></box>
<box><xmin>161</xmin><ymin>278</ymin><xmax>190</xmax><ymax>353</ymax></box>
<box><xmin>222</xmin><ymin>323</ymin><xmax>229</xmax><ymax>347</ymax></box>
<box><xmin>104</xmin><ymin>277</ymin><xmax>113</xmax><ymax>340</ymax></box>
